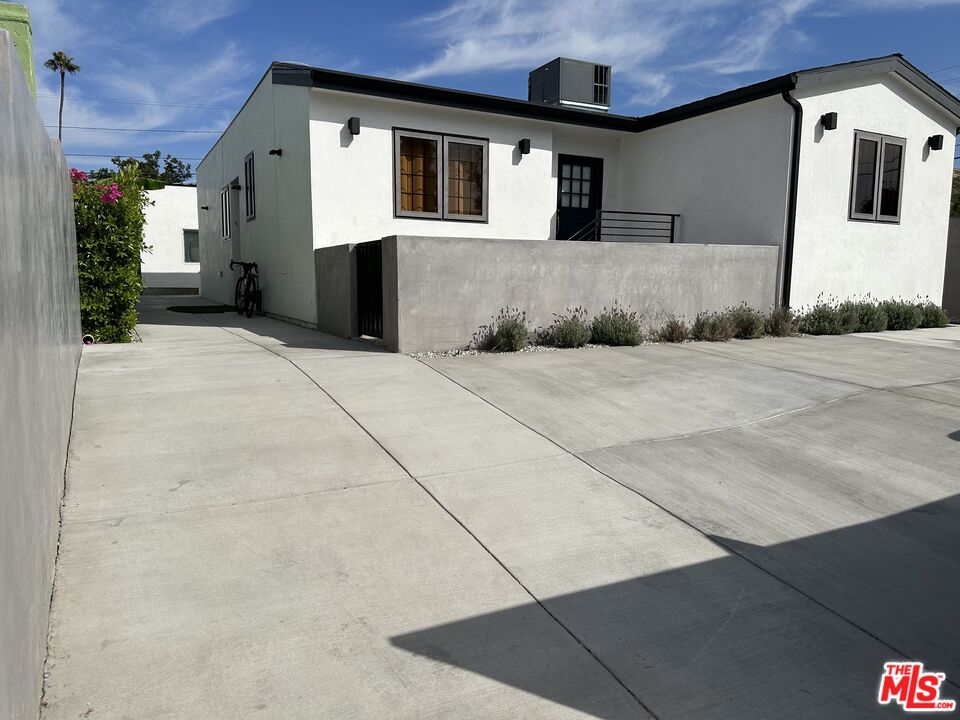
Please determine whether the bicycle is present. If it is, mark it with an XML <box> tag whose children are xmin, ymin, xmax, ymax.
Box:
<box><xmin>229</xmin><ymin>260</ymin><xmax>260</xmax><ymax>318</ymax></box>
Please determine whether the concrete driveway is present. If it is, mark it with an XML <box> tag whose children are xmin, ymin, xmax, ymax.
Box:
<box><xmin>42</xmin><ymin>297</ymin><xmax>960</xmax><ymax>719</ymax></box>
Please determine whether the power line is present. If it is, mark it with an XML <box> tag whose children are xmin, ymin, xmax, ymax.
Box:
<box><xmin>47</xmin><ymin>124</ymin><xmax>221</xmax><ymax>134</ymax></box>
<box><xmin>37</xmin><ymin>93</ymin><xmax>235</xmax><ymax>110</ymax></box>
<box><xmin>64</xmin><ymin>152</ymin><xmax>204</xmax><ymax>160</ymax></box>
<box><xmin>928</xmin><ymin>63</ymin><xmax>960</xmax><ymax>74</ymax></box>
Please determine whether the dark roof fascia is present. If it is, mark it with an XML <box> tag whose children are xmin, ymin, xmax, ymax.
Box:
<box><xmin>794</xmin><ymin>54</ymin><xmax>960</xmax><ymax>122</ymax></box>
<box><xmin>271</xmin><ymin>63</ymin><xmax>639</xmax><ymax>132</ymax></box>
<box><xmin>634</xmin><ymin>75</ymin><xmax>797</xmax><ymax>131</ymax></box>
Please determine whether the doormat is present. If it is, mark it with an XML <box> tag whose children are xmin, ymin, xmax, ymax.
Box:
<box><xmin>167</xmin><ymin>305</ymin><xmax>234</xmax><ymax>314</ymax></box>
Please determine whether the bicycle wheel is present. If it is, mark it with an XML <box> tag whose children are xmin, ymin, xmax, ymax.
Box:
<box><xmin>234</xmin><ymin>276</ymin><xmax>245</xmax><ymax>314</ymax></box>
<box><xmin>244</xmin><ymin>276</ymin><xmax>258</xmax><ymax>318</ymax></box>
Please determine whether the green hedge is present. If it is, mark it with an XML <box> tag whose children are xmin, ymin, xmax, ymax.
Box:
<box><xmin>72</xmin><ymin>167</ymin><xmax>150</xmax><ymax>342</ymax></box>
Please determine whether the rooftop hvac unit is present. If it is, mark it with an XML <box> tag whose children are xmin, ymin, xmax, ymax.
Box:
<box><xmin>528</xmin><ymin>58</ymin><xmax>611</xmax><ymax>112</ymax></box>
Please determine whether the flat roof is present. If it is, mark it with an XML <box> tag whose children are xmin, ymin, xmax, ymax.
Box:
<box><xmin>272</xmin><ymin>54</ymin><xmax>960</xmax><ymax>133</ymax></box>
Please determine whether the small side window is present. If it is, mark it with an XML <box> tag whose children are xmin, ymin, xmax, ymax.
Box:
<box><xmin>220</xmin><ymin>187</ymin><xmax>231</xmax><ymax>239</ymax></box>
<box><xmin>244</xmin><ymin>153</ymin><xmax>255</xmax><ymax>221</ymax></box>
<box><xmin>183</xmin><ymin>230</ymin><xmax>200</xmax><ymax>263</ymax></box>
<box><xmin>849</xmin><ymin>130</ymin><xmax>905</xmax><ymax>223</ymax></box>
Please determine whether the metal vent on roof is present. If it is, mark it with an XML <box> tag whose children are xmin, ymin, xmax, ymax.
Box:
<box><xmin>528</xmin><ymin>58</ymin><xmax>611</xmax><ymax>112</ymax></box>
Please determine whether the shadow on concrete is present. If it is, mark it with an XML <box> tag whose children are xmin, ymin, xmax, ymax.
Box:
<box><xmin>136</xmin><ymin>295</ymin><xmax>387</xmax><ymax>354</ymax></box>
<box><xmin>948</xmin><ymin>429</ymin><xmax>960</xmax><ymax>441</ymax></box>
<box><xmin>392</xmin><ymin>496</ymin><xmax>960</xmax><ymax>719</ymax></box>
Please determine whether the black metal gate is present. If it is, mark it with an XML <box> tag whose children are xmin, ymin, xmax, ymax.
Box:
<box><xmin>356</xmin><ymin>240</ymin><xmax>383</xmax><ymax>338</ymax></box>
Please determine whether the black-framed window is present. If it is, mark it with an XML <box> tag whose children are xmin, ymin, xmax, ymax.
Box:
<box><xmin>394</xmin><ymin>129</ymin><xmax>488</xmax><ymax>222</ymax></box>
<box><xmin>244</xmin><ymin>152</ymin><xmax>255</xmax><ymax>221</ymax></box>
<box><xmin>183</xmin><ymin>229</ymin><xmax>200</xmax><ymax>263</ymax></box>
<box><xmin>219</xmin><ymin>186</ymin><xmax>231</xmax><ymax>239</ymax></box>
<box><xmin>850</xmin><ymin>130</ymin><xmax>905</xmax><ymax>223</ymax></box>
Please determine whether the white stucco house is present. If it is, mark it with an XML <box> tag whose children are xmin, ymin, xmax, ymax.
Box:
<box><xmin>142</xmin><ymin>185</ymin><xmax>200</xmax><ymax>294</ymax></box>
<box><xmin>197</xmin><ymin>54</ymin><xmax>959</xmax><ymax>329</ymax></box>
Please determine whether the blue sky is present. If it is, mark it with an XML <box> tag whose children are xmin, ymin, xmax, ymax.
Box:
<box><xmin>23</xmin><ymin>0</ymin><xmax>960</xmax><ymax>176</ymax></box>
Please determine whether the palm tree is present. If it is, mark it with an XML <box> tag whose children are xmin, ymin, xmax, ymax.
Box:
<box><xmin>44</xmin><ymin>51</ymin><xmax>80</xmax><ymax>141</ymax></box>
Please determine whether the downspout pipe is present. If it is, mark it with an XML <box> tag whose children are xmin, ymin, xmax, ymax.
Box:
<box><xmin>780</xmin><ymin>84</ymin><xmax>802</xmax><ymax>308</ymax></box>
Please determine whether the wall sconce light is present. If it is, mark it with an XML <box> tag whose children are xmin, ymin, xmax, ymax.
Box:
<box><xmin>348</xmin><ymin>116</ymin><xmax>361</xmax><ymax>136</ymax></box>
<box><xmin>269</xmin><ymin>148</ymin><xmax>283</xmax><ymax>156</ymax></box>
<box><xmin>820</xmin><ymin>112</ymin><xmax>838</xmax><ymax>131</ymax></box>
<box><xmin>927</xmin><ymin>134</ymin><xmax>944</xmax><ymax>151</ymax></box>
<box><xmin>200</xmin><ymin>205</ymin><xmax>209</xmax><ymax>210</ymax></box>
<box><xmin>229</xmin><ymin>179</ymin><xmax>241</xmax><ymax>190</ymax></box>
<box><xmin>518</xmin><ymin>138</ymin><xmax>531</xmax><ymax>155</ymax></box>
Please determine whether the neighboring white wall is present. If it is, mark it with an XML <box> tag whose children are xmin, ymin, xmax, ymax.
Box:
<box><xmin>619</xmin><ymin>95</ymin><xmax>795</xmax><ymax>254</ymax></box>
<box><xmin>307</xmin><ymin>89</ymin><xmax>629</xmax><ymax>252</ymax></box>
<box><xmin>141</xmin><ymin>185</ymin><xmax>199</xmax><ymax>290</ymax></box>
<box><xmin>197</xmin><ymin>71</ymin><xmax>314</xmax><ymax>323</ymax></box>
<box><xmin>790</xmin><ymin>75</ymin><xmax>957</xmax><ymax>307</ymax></box>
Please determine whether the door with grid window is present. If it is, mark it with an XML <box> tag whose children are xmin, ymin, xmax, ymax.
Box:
<box><xmin>556</xmin><ymin>155</ymin><xmax>603</xmax><ymax>240</ymax></box>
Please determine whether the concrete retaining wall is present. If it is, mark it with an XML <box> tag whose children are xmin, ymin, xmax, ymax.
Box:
<box><xmin>0</xmin><ymin>30</ymin><xmax>80</xmax><ymax>720</ymax></box>
<box><xmin>315</xmin><ymin>235</ymin><xmax>779</xmax><ymax>353</ymax></box>
<box><xmin>944</xmin><ymin>217</ymin><xmax>960</xmax><ymax>322</ymax></box>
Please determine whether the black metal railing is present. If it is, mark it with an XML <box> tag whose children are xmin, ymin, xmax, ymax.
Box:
<box><xmin>567</xmin><ymin>210</ymin><xmax>679</xmax><ymax>243</ymax></box>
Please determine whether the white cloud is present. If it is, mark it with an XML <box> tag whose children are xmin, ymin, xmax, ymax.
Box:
<box><xmin>145</xmin><ymin>0</ymin><xmax>245</xmax><ymax>33</ymax></box>
<box><xmin>394</xmin><ymin>0</ymin><xmax>960</xmax><ymax>108</ymax></box>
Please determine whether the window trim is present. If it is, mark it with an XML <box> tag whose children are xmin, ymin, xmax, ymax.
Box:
<box><xmin>442</xmin><ymin>135</ymin><xmax>489</xmax><ymax>222</ymax></box>
<box><xmin>393</xmin><ymin>128</ymin><xmax>490</xmax><ymax>223</ymax></box>
<box><xmin>394</xmin><ymin>130</ymin><xmax>442</xmax><ymax>220</ymax></box>
<box><xmin>244</xmin><ymin>152</ymin><xmax>256</xmax><ymax>221</ymax></box>
<box><xmin>219</xmin><ymin>186</ymin><xmax>231</xmax><ymax>240</ymax></box>
<box><xmin>182</xmin><ymin>229</ymin><xmax>200</xmax><ymax>264</ymax></box>
<box><xmin>849</xmin><ymin>130</ymin><xmax>906</xmax><ymax>224</ymax></box>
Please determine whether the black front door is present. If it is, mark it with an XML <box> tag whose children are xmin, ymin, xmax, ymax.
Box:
<box><xmin>557</xmin><ymin>154</ymin><xmax>603</xmax><ymax>240</ymax></box>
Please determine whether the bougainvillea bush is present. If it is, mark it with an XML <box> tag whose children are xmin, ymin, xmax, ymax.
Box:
<box><xmin>71</xmin><ymin>167</ymin><xmax>150</xmax><ymax>342</ymax></box>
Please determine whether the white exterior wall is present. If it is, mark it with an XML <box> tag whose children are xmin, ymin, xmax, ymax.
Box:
<box><xmin>619</xmin><ymin>95</ymin><xmax>795</xmax><ymax>252</ymax></box>
<box><xmin>197</xmin><ymin>72</ymin><xmax>315</xmax><ymax>323</ymax></box>
<box><xmin>790</xmin><ymin>75</ymin><xmax>957</xmax><ymax>307</ymax></box>
<box><xmin>141</xmin><ymin>186</ymin><xmax>199</xmax><ymax>289</ymax></box>
<box><xmin>307</xmin><ymin>89</ymin><xmax>628</xmax><ymax>248</ymax></box>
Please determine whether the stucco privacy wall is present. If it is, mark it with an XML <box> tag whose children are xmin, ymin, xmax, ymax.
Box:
<box><xmin>618</xmin><ymin>95</ymin><xmax>794</xmax><ymax>254</ymax></box>
<box><xmin>0</xmin><ymin>30</ymin><xmax>80</xmax><ymax>720</ymax></box>
<box><xmin>372</xmin><ymin>236</ymin><xmax>779</xmax><ymax>353</ymax></box>
<box><xmin>198</xmin><ymin>72</ymin><xmax>314</xmax><ymax>322</ymax></box>
<box><xmin>790</xmin><ymin>75</ymin><xmax>957</xmax><ymax>308</ymax></box>
<box><xmin>142</xmin><ymin>185</ymin><xmax>199</xmax><ymax>291</ymax></box>
<box><xmin>943</xmin><ymin>217</ymin><xmax>960</xmax><ymax>321</ymax></box>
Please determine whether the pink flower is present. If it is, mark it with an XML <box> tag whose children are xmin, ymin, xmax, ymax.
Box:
<box><xmin>99</xmin><ymin>183</ymin><xmax>123</xmax><ymax>204</ymax></box>
<box><xmin>69</xmin><ymin>168</ymin><xmax>88</xmax><ymax>183</ymax></box>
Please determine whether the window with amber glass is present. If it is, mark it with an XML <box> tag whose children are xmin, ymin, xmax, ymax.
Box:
<box><xmin>394</xmin><ymin>130</ymin><xmax>488</xmax><ymax>222</ymax></box>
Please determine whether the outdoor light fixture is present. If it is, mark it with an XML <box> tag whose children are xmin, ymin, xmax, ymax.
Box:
<box><xmin>927</xmin><ymin>134</ymin><xmax>944</xmax><ymax>151</ymax></box>
<box><xmin>820</xmin><ymin>112</ymin><xmax>838</xmax><ymax>130</ymax></box>
<box><xmin>269</xmin><ymin>148</ymin><xmax>283</xmax><ymax>156</ymax></box>
<box><xmin>200</xmin><ymin>205</ymin><xmax>209</xmax><ymax>210</ymax></box>
<box><xmin>518</xmin><ymin>138</ymin><xmax>531</xmax><ymax>155</ymax></box>
<box><xmin>348</xmin><ymin>116</ymin><xmax>361</xmax><ymax>135</ymax></box>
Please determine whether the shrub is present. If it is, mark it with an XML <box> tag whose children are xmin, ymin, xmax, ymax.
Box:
<box><xmin>472</xmin><ymin>308</ymin><xmax>530</xmax><ymax>351</ymax></box>
<box><xmin>657</xmin><ymin>316</ymin><xmax>690</xmax><ymax>343</ymax></box>
<box><xmin>880</xmin><ymin>299</ymin><xmax>922</xmax><ymax>331</ymax></box>
<box><xmin>765</xmin><ymin>306</ymin><xmax>798</xmax><ymax>337</ymax></box>
<box><xmin>798</xmin><ymin>298</ymin><xmax>850</xmax><ymax>335</ymax></box>
<box><xmin>850</xmin><ymin>300</ymin><xmax>888</xmax><ymax>333</ymax></box>
<box><xmin>917</xmin><ymin>300</ymin><xmax>949</xmax><ymax>328</ymax></box>
<box><xmin>545</xmin><ymin>306</ymin><xmax>592</xmax><ymax>348</ymax></box>
<box><xmin>691</xmin><ymin>311</ymin><xmax>736</xmax><ymax>342</ymax></box>
<box><xmin>728</xmin><ymin>304</ymin><xmax>765</xmax><ymax>339</ymax></box>
<box><xmin>591</xmin><ymin>303</ymin><xmax>643</xmax><ymax>346</ymax></box>
<box><xmin>836</xmin><ymin>301</ymin><xmax>865</xmax><ymax>334</ymax></box>
<box><xmin>72</xmin><ymin>167</ymin><xmax>151</xmax><ymax>342</ymax></box>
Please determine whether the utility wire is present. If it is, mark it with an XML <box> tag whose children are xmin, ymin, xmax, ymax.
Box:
<box><xmin>47</xmin><ymin>124</ymin><xmax>221</xmax><ymax>134</ymax></box>
<box><xmin>37</xmin><ymin>92</ymin><xmax>235</xmax><ymax>110</ymax></box>
<box><xmin>928</xmin><ymin>62</ymin><xmax>960</xmax><ymax>74</ymax></box>
<box><xmin>64</xmin><ymin>152</ymin><xmax>204</xmax><ymax>160</ymax></box>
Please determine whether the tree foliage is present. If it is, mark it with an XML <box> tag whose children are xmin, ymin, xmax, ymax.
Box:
<box><xmin>952</xmin><ymin>169</ymin><xmax>959</xmax><ymax>217</ymax></box>
<box><xmin>90</xmin><ymin>150</ymin><xmax>193</xmax><ymax>184</ymax></box>
<box><xmin>71</xmin><ymin>167</ymin><xmax>151</xmax><ymax>342</ymax></box>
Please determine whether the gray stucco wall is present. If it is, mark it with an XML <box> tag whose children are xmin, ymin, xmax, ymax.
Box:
<box><xmin>943</xmin><ymin>218</ymin><xmax>960</xmax><ymax>322</ymax></box>
<box><xmin>314</xmin><ymin>243</ymin><xmax>356</xmax><ymax>338</ymax></box>
<box><xmin>0</xmin><ymin>30</ymin><xmax>80</xmax><ymax>720</ymax></box>
<box><xmin>371</xmin><ymin>236</ymin><xmax>778</xmax><ymax>352</ymax></box>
